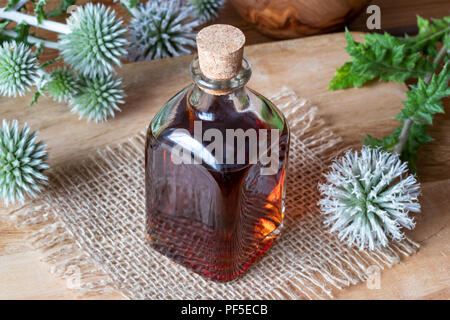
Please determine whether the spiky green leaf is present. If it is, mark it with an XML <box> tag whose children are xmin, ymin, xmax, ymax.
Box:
<box><xmin>4</xmin><ymin>0</ymin><xmax>20</xmax><ymax>11</ymax></box>
<box><xmin>30</xmin><ymin>90</ymin><xmax>41</xmax><ymax>106</ymax></box>
<box><xmin>329</xmin><ymin>62</ymin><xmax>375</xmax><ymax>90</ymax></box>
<box><xmin>34</xmin><ymin>0</ymin><xmax>47</xmax><ymax>24</ymax></box>
<box><xmin>46</xmin><ymin>0</ymin><xmax>76</xmax><ymax>18</ymax></box>
<box><xmin>411</xmin><ymin>16</ymin><xmax>450</xmax><ymax>56</ymax></box>
<box><xmin>397</xmin><ymin>64</ymin><xmax>450</xmax><ymax>125</ymax></box>
<box><xmin>13</xmin><ymin>22</ymin><xmax>30</xmax><ymax>43</ymax></box>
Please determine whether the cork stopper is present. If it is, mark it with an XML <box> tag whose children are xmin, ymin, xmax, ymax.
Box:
<box><xmin>196</xmin><ymin>24</ymin><xmax>246</xmax><ymax>80</ymax></box>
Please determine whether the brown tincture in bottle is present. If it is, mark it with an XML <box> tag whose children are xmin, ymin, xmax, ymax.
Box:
<box><xmin>145</xmin><ymin>25</ymin><xmax>290</xmax><ymax>282</ymax></box>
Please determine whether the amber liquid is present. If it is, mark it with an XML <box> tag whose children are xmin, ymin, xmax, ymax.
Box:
<box><xmin>145</xmin><ymin>87</ymin><xmax>289</xmax><ymax>281</ymax></box>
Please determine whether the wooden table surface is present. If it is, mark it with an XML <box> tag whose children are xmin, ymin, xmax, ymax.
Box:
<box><xmin>0</xmin><ymin>1</ymin><xmax>449</xmax><ymax>300</ymax></box>
<box><xmin>4</xmin><ymin>0</ymin><xmax>450</xmax><ymax>61</ymax></box>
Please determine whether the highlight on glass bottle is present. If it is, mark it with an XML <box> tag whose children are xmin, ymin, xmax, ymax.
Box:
<box><xmin>145</xmin><ymin>24</ymin><xmax>290</xmax><ymax>282</ymax></box>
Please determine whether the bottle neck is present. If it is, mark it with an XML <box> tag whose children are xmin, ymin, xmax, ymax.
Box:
<box><xmin>189</xmin><ymin>56</ymin><xmax>252</xmax><ymax>96</ymax></box>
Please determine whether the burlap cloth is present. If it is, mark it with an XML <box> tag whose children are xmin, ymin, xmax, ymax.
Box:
<box><xmin>10</xmin><ymin>90</ymin><xmax>419</xmax><ymax>299</ymax></box>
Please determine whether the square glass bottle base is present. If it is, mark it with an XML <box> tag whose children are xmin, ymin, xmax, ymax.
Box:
<box><xmin>146</xmin><ymin>154</ymin><xmax>287</xmax><ymax>281</ymax></box>
<box><xmin>149</xmin><ymin>232</ymin><xmax>276</xmax><ymax>282</ymax></box>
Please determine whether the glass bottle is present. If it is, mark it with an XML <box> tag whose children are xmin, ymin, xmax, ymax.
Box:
<box><xmin>145</xmin><ymin>25</ymin><xmax>290</xmax><ymax>282</ymax></box>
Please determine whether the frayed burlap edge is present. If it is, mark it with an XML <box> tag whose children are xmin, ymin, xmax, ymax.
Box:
<box><xmin>7</xmin><ymin>89</ymin><xmax>420</xmax><ymax>299</ymax></box>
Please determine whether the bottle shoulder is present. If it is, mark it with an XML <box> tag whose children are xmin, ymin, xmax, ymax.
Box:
<box><xmin>146</xmin><ymin>85</ymin><xmax>290</xmax><ymax>173</ymax></box>
<box><xmin>149</xmin><ymin>84</ymin><xmax>288</xmax><ymax>139</ymax></box>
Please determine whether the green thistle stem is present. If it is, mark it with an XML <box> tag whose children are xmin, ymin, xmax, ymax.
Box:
<box><xmin>394</xmin><ymin>45</ymin><xmax>448</xmax><ymax>155</ymax></box>
<box><xmin>2</xmin><ymin>29</ymin><xmax>60</xmax><ymax>49</ymax></box>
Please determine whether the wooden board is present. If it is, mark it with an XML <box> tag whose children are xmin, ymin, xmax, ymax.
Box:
<box><xmin>6</xmin><ymin>0</ymin><xmax>450</xmax><ymax>63</ymax></box>
<box><xmin>0</xmin><ymin>32</ymin><xmax>449</xmax><ymax>300</ymax></box>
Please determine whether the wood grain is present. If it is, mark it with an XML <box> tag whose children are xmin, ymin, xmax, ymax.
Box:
<box><xmin>2</xmin><ymin>0</ymin><xmax>449</xmax><ymax>63</ymax></box>
<box><xmin>349</xmin><ymin>0</ymin><xmax>450</xmax><ymax>32</ymax></box>
<box><xmin>0</xmin><ymin>32</ymin><xmax>449</xmax><ymax>300</ymax></box>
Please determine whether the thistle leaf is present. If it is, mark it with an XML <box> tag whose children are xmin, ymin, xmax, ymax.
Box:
<box><xmin>329</xmin><ymin>62</ymin><xmax>375</xmax><ymax>90</ymax></box>
<box><xmin>30</xmin><ymin>90</ymin><xmax>41</xmax><ymax>106</ymax></box>
<box><xmin>364</xmin><ymin>127</ymin><xmax>401</xmax><ymax>153</ymax></box>
<box><xmin>412</xmin><ymin>16</ymin><xmax>450</xmax><ymax>56</ymax></box>
<box><xmin>34</xmin><ymin>0</ymin><xmax>47</xmax><ymax>24</ymax></box>
<box><xmin>331</xmin><ymin>16</ymin><xmax>449</xmax><ymax>173</ymax></box>
<box><xmin>397</xmin><ymin>64</ymin><xmax>450</xmax><ymax>125</ymax></box>
<box><xmin>0</xmin><ymin>20</ymin><xmax>10</xmax><ymax>31</ymax></box>
<box><xmin>14</xmin><ymin>21</ymin><xmax>30</xmax><ymax>43</ymax></box>
<box><xmin>364</xmin><ymin>65</ymin><xmax>449</xmax><ymax>172</ymax></box>
<box><xmin>5</xmin><ymin>0</ymin><xmax>20</xmax><ymax>11</ymax></box>
<box><xmin>444</xmin><ymin>33</ymin><xmax>450</xmax><ymax>53</ymax></box>
<box><xmin>40</xmin><ymin>56</ymin><xmax>61</xmax><ymax>69</ymax></box>
<box><xmin>46</xmin><ymin>0</ymin><xmax>76</xmax><ymax>18</ymax></box>
<box><xmin>329</xmin><ymin>29</ymin><xmax>435</xmax><ymax>89</ymax></box>
<box><xmin>347</xmin><ymin>29</ymin><xmax>432</xmax><ymax>83</ymax></box>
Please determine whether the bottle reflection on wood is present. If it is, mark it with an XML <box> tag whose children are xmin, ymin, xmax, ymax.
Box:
<box><xmin>145</xmin><ymin>25</ymin><xmax>290</xmax><ymax>282</ymax></box>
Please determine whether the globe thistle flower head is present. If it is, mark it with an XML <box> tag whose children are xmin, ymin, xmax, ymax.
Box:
<box><xmin>318</xmin><ymin>146</ymin><xmax>421</xmax><ymax>251</ymax></box>
<box><xmin>70</xmin><ymin>74</ymin><xmax>125</xmax><ymax>123</ymax></box>
<box><xmin>59</xmin><ymin>3</ymin><xmax>128</xmax><ymax>77</ymax></box>
<box><xmin>128</xmin><ymin>0</ymin><xmax>200</xmax><ymax>61</ymax></box>
<box><xmin>0</xmin><ymin>41</ymin><xmax>39</xmax><ymax>97</ymax></box>
<box><xmin>0</xmin><ymin>120</ymin><xmax>49</xmax><ymax>206</ymax></box>
<box><xmin>188</xmin><ymin>0</ymin><xmax>223</xmax><ymax>23</ymax></box>
<box><xmin>45</xmin><ymin>68</ymin><xmax>79</xmax><ymax>103</ymax></box>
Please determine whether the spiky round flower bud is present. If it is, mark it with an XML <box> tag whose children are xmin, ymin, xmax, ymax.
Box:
<box><xmin>0</xmin><ymin>41</ymin><xmax>39</xmax><ymax>97</ymax></box>
<box><xmin>188</xmin><ymin>0</ymin><xmax>223</xmax><ymax>23</ymax></box>
<box><xmin>70</xmin><ymin>74</ymin><xmax>125</xmax><ymax>123</ymax></box>
<box><xmin>318</xmin><ymin>146</ymin><xmax>421</xmax><ymax>251</ymax></box>
<box><xmin>128</xmin><ymin>0</ymin><xmax>200</xmax><ymax>61</ymax></box>
<box><xmin>45</xmin><ymin>68</ymin><xmax>79</xmax><ymax>103</ymax></box>
<box><xmin>59</xmin><ymin>3</ymin><xmax>128</xmax><ymax>77</ymax></box>
<box><xmin>0</xmin><ymin>120</ymin><xmax>49</xmax><ymax>205</ymax></box>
